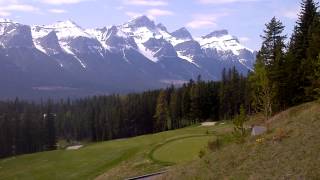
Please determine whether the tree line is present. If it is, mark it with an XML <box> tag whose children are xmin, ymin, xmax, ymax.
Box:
<box><xmin>0</xmin><ymin>0</ymin><xmax>319</xmax><ymax>159</ymax></box>
<box><xmin>0</xmin><ymin>69</ymin><xmax>248</xmax><ymax>158</ymax></box>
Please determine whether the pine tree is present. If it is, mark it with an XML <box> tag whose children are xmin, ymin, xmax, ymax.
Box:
<box><xmin>44</xmin><ymin>103</ymin><xmax>57</xmax><ymax>150</ymax></box>
<box><xmin>170</xmin><ymin>90</ymin><xmax>182</xmax><ymax>129</ymax></box>
<box><xmin>154</xmin><ymin>90</ymin><xmax>170</xmax><ymax>132</ymax></box>
<box><xmin>250</xmin><ymin>17</ymin><xmax>286</xmax><ymax>118</ymax></box>
<box><xmin>190</xmin><ymin>83</ymin><xmax>201</xmax><ymax>122</ymax></box>
<box><xmin>305</xmin><ymin>11</ymin><xmax>320</xmax><ymax>100</ymax></box>
<box><xmin>260</xmin><ymin>17</ymin><xmax>287</xmax><ymax>111</ymax></box>
<box><xmin>287</xmin><ymin>0</ymin><xmax>319</xmax><ymax>104</ymax></box>
<box><xmin>306</xmin><ymin>55</ymin><xmax>320</xmax><ymax>99</ymax></box>
<box><xmin>181</xmin><ymin>85</ymin><xmax>191</xmax><ymax>123</ymax></box>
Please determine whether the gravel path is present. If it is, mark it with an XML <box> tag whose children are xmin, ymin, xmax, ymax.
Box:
<box><xmin>126</xmin><ymin>171</ymin><xmax>167</xmax><ymax>180</ymax></box>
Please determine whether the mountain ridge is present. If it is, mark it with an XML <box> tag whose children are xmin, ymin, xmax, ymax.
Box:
<box><xmin>0</xmin><ymin>15</ymin><xmax>256</xmax><ymax>99</ymax></box>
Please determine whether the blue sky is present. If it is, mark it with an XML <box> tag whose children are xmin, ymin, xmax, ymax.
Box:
<box><xmin>0</xmin><ymin>0</ymin><xmax>318</xmax><ymax>50</ymax></box>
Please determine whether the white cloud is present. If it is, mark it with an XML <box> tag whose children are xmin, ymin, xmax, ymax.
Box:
<box><xmin>283</xmin><ymin>9</ymin><xmax>298</xmax><ymax>20</ymax></box>
<box><xmin>3</xmin><ymin>4</ymin><xmax>38</xmax><ymax>12</ymax></box>
<box><xmin>125</xmin><ymin>8</ymin><xmax>173</xmax><ymax>19</ymax></box>
<box><xmin>0</xmin><ymin>0</ymin><xmax>17</xmax><ymax>4</ymax></box>
<box><xmin>186</xmin><ymin>13</ymin><xmax>229</xmax><ymax>29</ymax></box>
<box><xmin>125</xmin><ymin>11</ymin><xmax>142</xmax><ymax>18</ymax></box>
<box><xmin>187</xmin><ymin>20</ymin><xmax>216</xmax><ymax>29</ymax></box>
<box><xmin>0</xmin><ymin>11</ymin><xmax>10</xmax><ymax>17</ymax></box>
<box><xmin>197</xmin><ymin>0</ymin><xmax>259</xmax><ymax>4</ymax></box>
<box><xmin>123</xmin><ymin>0</ymin><xmax>168</xmax><ymax>6</ymax></box>
<box><xmin>147</xmin><ymin>9</ymin><xmax>173</xmax><ymax>18</ymax></box>
<box><xmin>48</xmin><ymin>9</ymin><xmax>67</xmax><ymax>14</ymax></box>
<box><xmin>0</xmin><ymin>4</ymin><xmax>39</xmax><ymax>17</ymax></box>
<box><xmin>38</xmin><ymin>0</ymin><xmax>91</xmax><ymax>5</ymax></box>
<box><xmin>239</xmin><ymin>37</ymin><xmax>250</xmax><ymax>43</ymax></box>
<box><xmin>115</xmin><ymin>6</ymin><xmax>125</xmax><ymax>10</ymax></box>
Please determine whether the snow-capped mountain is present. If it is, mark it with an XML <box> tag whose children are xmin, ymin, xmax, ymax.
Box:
<box><xmin>0</xmin><ymin>16</ymin><xmax>256</xmax><ymax>99</ymax></box>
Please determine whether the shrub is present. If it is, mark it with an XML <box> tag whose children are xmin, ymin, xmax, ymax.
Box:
<box><xmin>232</xmin><ymin>105</ymin><xmax>248</xmax><ymax>138</ymax></box>
<box><xmin>198</xmin><ymin>149</ymin><xmax>206</xmax><ymax>158</ymax></box>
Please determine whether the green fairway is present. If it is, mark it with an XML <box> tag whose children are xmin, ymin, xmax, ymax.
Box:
<box><xmin>0</xmin><ymin>123</ymin><xmax>233</xmax><ymax>180</ymax></box>
<box><xmin>152</xmin><ymin>136</ymin><xmax>214</xmax><ymax>163</ymax></box>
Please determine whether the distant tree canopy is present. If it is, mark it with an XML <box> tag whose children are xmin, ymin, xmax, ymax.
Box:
<box><xmin>0</xmin><ymin>68</ymin><xmax>249</xmax><ymax>158</ymax></box>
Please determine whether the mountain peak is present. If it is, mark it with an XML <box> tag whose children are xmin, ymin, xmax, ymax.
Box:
<box><xmin>157</xmin><ymin>23</ymin><xmax>168</xmax><ymax>32</ymax></box>
<box><xmin>40</xmin><ymin>20</ymin><xmax>92</xmax><ymax>39</ymax></box>
<box><xmin>171</xmin><ymin>27</ymin><xmax>193</xmax><ymax>40</ymax></box>
<box><xmin>50</xmin><ymin>20</ymin><xmax>80</xmax><ymax>29</ymax></box>
<box><xmin>127</xmin><ymin>15</ymin><xmax>155</xmax><ymax>29</ymax></box>
<box><xmin>203</xmin><ymin>29</ymin><xmax>229</xmax><ymax>38</ymax></box>
<box><xmin>0</xmin><ymin>18</ymin><xmax>16</xmax><ymax>24</ymax></box>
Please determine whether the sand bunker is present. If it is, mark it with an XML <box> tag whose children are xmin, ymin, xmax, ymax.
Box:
<box><xmin>201</xmin><ymin>122</ymin><xmax>217</xmax><ymax>126</ymax></box>
<box><xmin>66</xmin><ymin>145</ymin><xmax>83</xmax><ymax>150</ymax></box>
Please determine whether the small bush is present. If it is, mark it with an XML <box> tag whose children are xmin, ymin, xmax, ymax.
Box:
<box><xmin>198</xmin><ymin>149</ymin><xmax>206</xmax><ymax>158</ymax></box>
<box><xmin>232</xmin><ymin>105</ymin><xmax>248</xmax><ymax>138</ymax></box>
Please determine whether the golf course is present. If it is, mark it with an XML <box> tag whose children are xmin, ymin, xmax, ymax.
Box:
<box><xmin>1</xmin><ymin>101</ymin><xmax>320</xmax><ymax>180</ymax></box>
<box><xmin>0</xmin><ymin>121</ymin><xmax>232</xmax><ymax>180</ymax></box>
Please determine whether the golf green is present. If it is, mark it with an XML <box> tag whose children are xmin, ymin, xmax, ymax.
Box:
<box><xmin>152</xmin><ymin>136</ymin><xmax>214</xmax><ymax>163</ymax></box>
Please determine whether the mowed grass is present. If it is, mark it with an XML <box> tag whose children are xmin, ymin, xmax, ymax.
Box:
<box><xmin>152</xmin><ymin>136</ymin><xmax>214</xmax><ymax>164</ymax></box>
<box><xmin>0</xmin><ymin>123</ymin><xmax>233</xmax><ymax>180</ymax></box>
<box><xmin>163</xmin><ymin>101</ymin><xmax>320</xmax><ymax>180</ymax></box>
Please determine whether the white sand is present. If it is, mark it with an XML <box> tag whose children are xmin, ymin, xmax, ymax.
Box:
<box><xmin>201</xmin><ymin>122</ymin><xmax>217</xmax><ymax>126</ymax></box>
<box><xmin>66</xmin><ymin>145</ymin><xmax>83</xmax><ymax>150</ymax></box>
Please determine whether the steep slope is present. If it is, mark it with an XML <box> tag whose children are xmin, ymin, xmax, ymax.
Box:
<box><xmin>163</xmin><ymin>101</ymin><xmax>320</xmax><ymax>179</ymax></box>
<box><xmin>0</xmin><ymin>19</ymin><xmax>83</xmax><ymax>99</ymax></box>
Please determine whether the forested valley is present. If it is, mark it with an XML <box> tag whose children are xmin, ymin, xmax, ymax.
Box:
<box><xmin>0</xmin><ymin>68</ymin><xmax>249</xmax><ymax>158</ymax></box>
<box><xmin>1</xmin><ymin>0</ymin><xmax>319</xmax><ymax>160</ymax></box>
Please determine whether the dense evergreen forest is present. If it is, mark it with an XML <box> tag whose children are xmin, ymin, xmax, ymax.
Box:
<box><xmin>0</xmin><ymin>0</ymin><xmax>319</xmax><ymax>159</ymax></box>
<box><xmin>0</xmin><ymin>69</ymin><xmax>249</xmax><ymax>158</ymax></box>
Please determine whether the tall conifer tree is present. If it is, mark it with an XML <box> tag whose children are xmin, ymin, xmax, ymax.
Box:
<box><xmin>287</xmin><ymin>0</ymin><xmax>319</xmax><ymax>104</ymax></box>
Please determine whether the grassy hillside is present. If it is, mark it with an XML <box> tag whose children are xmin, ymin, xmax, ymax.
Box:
<box><xmin>0</xmin><ymin>122</ymin><xmax>233</xmax><ymax>180</ymax></box>
<box><xmin>2</xmin><ymin>102</ymin><xmax>318</xmax><ymax>180</ymax></box>
<box><xmin>163</xmin><ymin>101</ymin><xmax>320</xmax><ymax>179</ymax></box>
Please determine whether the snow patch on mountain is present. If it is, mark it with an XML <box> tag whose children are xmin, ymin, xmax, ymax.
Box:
<box><xmin>137</xmin><ymin>43</ymin><xmax>158</xmax><ymax>62</ymax></box>
<box><xmin>33</xmin><ymin>41</ymin><xmax>47</xmax><ymax>54</ymax></box>
<box><xmin>31</xmin><ymin>26</ymin><xmax>51</xmax><ymax>53</ymax></box>
<box><xmin>177</xmin><ymin>51</ymin><xmax>200</xmax><ymax>67</ymax></box>
<box><xmin>86</xmin><ymin>28</ymin><xmax>111</xmax><ymax>50</ymax></box>
<box><xmin>0</xmin><ymin>19</ymin><xmax>17</xmax><ymax>35</ymax></box>
<box><xmin>239</xmin><ymin>59</ymin><xmax>253</xmax><ymax>71</ymax></box>
<box><xmin>44</xmin><ymin>20</ymin><xmax>93</xmax><ymax>40</ymax></box>
<box><xmin>60</xmin><ymin>42</ymin><xmax>87</xmax><ymax>68</ymax></box>
<box><xmin>197</xmin><ymin>30</ymin><xmax>253</xmax><ymax>56</ymax></box>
